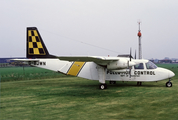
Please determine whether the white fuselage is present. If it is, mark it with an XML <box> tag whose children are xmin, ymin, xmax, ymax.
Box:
<box><xmin>29</xmin><ymin>58</ymin><xmax>175</xmax><ymax>83</ymax></box>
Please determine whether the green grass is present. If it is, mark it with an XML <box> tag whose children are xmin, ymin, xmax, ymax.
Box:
<box><xmin>1</xmin><ymin>64</ymin><xmax>178</xmax><ymax>119</ymax></box>
<box><xmin>1</xmin><ymin>78</ymin><xmax>178</xmax><ymax>120</ymax></box>
<box><xmin>0</xmin><ymin>67</ymin><xmax>66</xmax><ymax>81</ymax></box>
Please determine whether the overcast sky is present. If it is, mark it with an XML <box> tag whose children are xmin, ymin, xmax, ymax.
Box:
<box><xmin>1</xmin><ymin>0</ymin><xmax>178</xmax><ymax>59</ymax></box>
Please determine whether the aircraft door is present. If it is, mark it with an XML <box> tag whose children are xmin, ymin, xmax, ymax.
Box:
<box><xmin>106</xmin><ymin>70</ymin><xmax>110</xmax><ymax>81</ymax></box>
<box><xmin>128</xmin><ymin>66</ymin><xmax>136</xmax><ymax>80</ymax></box>
<box><xmin>133</xmin><ymin>63</ymin><xmax>145</xmax><ymax>81</ymax></box>
<box><xmin>131</xmin><ymin>66</ymin><xmax>136</xmax><ymax>80</ymax></box>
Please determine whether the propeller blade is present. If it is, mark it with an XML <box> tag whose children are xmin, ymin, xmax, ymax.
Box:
<box><xmin>129</xmin><ymin>48</ymin><xmax>132</xmax><ymax>78</ymax></box>
<box><xmin>135</xmin><ymin>50</ymin><xmax>136</xmax><ymax>59</ymax></box>
<box><xmin>130</xmin><ymin>48</ymin><xmax>132</xmax><ymax>61</ymax></box>
<box><xmin>127</xmin><ymin>60</ymin><xmax>129</xmax><ymax>68</ymax></box>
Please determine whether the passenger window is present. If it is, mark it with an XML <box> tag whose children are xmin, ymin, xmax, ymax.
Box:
<box><xmin>134</xmin><ymin>63</ymin><xmax>144</xmax><ymax>69</ymax></box>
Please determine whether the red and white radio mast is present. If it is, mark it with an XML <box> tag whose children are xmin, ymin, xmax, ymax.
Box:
<box><xmin>137</xmin><ymin>21</ymin><xmax>142</xmax><ymax>59</ymax></box>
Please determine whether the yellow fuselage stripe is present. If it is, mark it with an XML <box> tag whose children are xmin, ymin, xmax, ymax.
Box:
<box><xmin>67</xmin><ymin>62</ymin><xmax>85</xmax><ymax>76</ymax></box>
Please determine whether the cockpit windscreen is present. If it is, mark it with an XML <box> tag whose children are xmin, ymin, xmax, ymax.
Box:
<box><xmin>146</xmin><ymin>61</ymin><xmax>157</xmax><ymax>69</ymax></box>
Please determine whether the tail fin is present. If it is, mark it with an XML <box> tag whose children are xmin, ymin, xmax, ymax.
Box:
<box><xmin>27</xmin><ymin>27</ymin><xmax>56</xmax><ymax>58</ymax></box>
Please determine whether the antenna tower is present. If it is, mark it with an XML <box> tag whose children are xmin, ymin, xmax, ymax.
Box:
<box><xmin>137</xmin><ymin>21</ymin><xmax>142</xmax><ymax>59</ymax></box>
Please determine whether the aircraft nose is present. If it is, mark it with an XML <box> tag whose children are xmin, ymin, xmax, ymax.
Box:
<box><xmin>168</xmin><ymin>70</ymin><xmax>175</xmax><ymax>78</ymax></box>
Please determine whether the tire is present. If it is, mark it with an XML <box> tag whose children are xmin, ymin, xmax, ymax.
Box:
<box><xmin>100</xmin><ymin>84</ymin><xmax>107</xmax><ymax>90</ymax></box>
<box><xmin>166</xmin><ymin>82</ymin><xmax>172</xmax><ymax>87</ymax></box>
<box><xmin>110</xmin><ymin>81</ymin><xmax>116</xmax><ymax>84</ymax></box>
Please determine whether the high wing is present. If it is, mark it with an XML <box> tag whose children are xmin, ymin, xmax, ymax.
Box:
<box><xmin>57</xmin><ymin>56</ymin><xmax>119</xmax><ymax>66</ymax></box>
<box><xmin>57</xmin><ymin>56</ymin><xmax>136</xmax><ymax>70</ymax></box>
<box><xmin>12</xmin><ymin>56</ymin><xmax>120</xmax><ymax>66</ymax></box>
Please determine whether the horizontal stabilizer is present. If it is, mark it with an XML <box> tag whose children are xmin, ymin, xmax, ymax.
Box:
<box><xmin>11</xmin><ymin>59</ymin><xmax>39</xmax><ymax>62</ymax></box>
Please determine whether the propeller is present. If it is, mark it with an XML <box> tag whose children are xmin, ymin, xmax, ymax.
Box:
<box><xmin>127</xmin><ymin>48</ymin><xmax>136</xmax><ymax>78</ymax></box>
<box><xmin>135</xmin><ymin>50</ymin><xmax>137</xmax><ymax>59</ymax></box>
<box><xmin>129</xmin><ymin>48</ymin><xmax>132</xmax><ymax>78</ymax></box>
<box><xmin>127</xmin><ymin>48</ymin><xmax>131</xmax><ymax>68</ymax></box>
<box><xmin>130</xmin><ymin>48</ymin><xmax>132</xmax><ymax>61</ymax></box>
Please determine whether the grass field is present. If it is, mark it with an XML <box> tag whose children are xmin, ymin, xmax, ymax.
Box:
<box><xmin>0</xmin><ymin>67</ymin><xmax>66</xmax><ymax>81</ymax></box>
<box><xmin>1</xmin><ymin>64</ymin><xmax>178</xmax><ymax>119</ymax></box>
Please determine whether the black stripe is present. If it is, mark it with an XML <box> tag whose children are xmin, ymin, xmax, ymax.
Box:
<box><xmin>31</xmin><ymin>31</ymin><xmax>34</xmax><ymax>36</ymax></box>
<box><xmin>66</xmin><ymin>62</ymin><xmax>74</xmax><ymax>74</ymax></box>
<box><xmin>36</xmin><ymin>36</ymin><xmax>40</xmax><ymax>42</ymax></box>
<box><xmin>33</xmin><ymin>42</ymin><xmax>37</xmax><ymax>48</ymax></box>
<box><xmin>29</xmin><ymin>36</ymin><xmax>32</xmax><ymax>42</ymax></box>
<box><xmin>29</xmin><ymin>48</ymin><xmax>34</xmax><ymax>54</ymax></box>
<box><xmin>38</xmin><ymin>48</ymin><xmax>45</xmax><ymax>54</ymax></box>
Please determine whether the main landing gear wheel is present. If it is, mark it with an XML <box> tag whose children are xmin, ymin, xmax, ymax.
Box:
<box><xmin>110</xmin><ymin>81</ymin><xmax>116</xmax><ymax>84</ymax></box>
<box><xmin>137</xmin><ymin>82</ymin><xmax>142</xmax><ymax>86</ymax></box>
<box><xmin>99</xmin><ymin>84</ymin><xmax>107</xmax><ymax>90</ymax></box>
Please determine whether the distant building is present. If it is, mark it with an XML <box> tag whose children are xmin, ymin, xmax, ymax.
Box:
<box><xmin>158</xmin><ymin>59</ymin><xmax>172</xmax><ymax>63</ymax></box>
<box><xmin>0</xmin><ymin>57</ymin><xmax>26</xmax><ymax>63</ymax></box>
<box><xmin>0</xmin><ymin>57</ymin><xmax>27</xmax><ymax>67</ymax></box>
<box><xmin>117</xmin><ymin>54</ymin><xmax>133</xmax><ymax>58</ymax></box>
<box><xmin>149</xmin><ymin>58</ymin><xmax>178</xmax><ymax>64</ymax></box>
<box><xmin>149</xmin><ymin>59</ymin><xmax>159</xmax><ymax>63</ymax></box>
<box><xmin>172</xmin><ymin>59</ymin><xmax>178</xmax><ymax>63</ymax></box>
<box><xmin>0</xmin><ymin>58</ymin><xmax>9</xmax><ymax>63</ymax></box>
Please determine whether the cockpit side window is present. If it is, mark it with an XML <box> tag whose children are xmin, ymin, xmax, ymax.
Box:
<box><xmin>134</xmin><ymin>63</ymin><xmax>144</xmax><ymax>69</ymax></box>
<box><xmin>146</xmin><ymin>61</ymin><xmax>157</xmax><ymax>69</ymax></box>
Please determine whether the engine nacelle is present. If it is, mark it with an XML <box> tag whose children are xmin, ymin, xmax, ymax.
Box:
<box><xmin>107</xmin><ymin>59</ymin><xmax>136</xmax><ymax>70</ymax></box>
<box><xmin>107</xmin><ymin>59</ymin><xmax>128</xmax><ymax>70</ymax></box>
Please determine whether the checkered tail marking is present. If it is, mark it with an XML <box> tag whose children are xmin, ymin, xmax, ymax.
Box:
<box><xmin>28</xmin><ymin>30</ymin><xmax>46</xmax><ymax>55</ymax></box>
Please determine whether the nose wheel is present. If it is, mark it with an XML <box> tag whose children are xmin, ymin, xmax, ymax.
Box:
<box><xmin>166</xmin><ymin>79</ymin><xmax>172</xmax><ymax>87</ymax></box>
